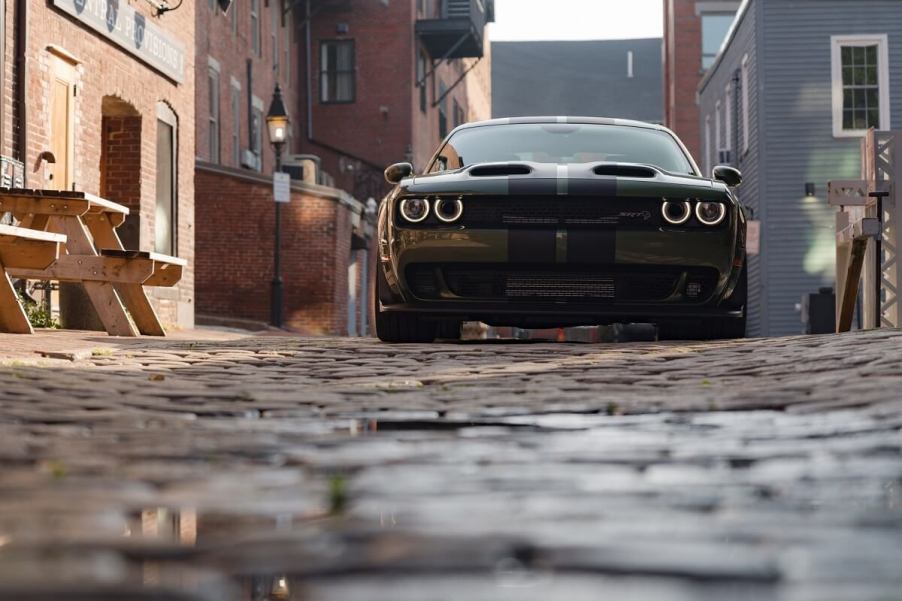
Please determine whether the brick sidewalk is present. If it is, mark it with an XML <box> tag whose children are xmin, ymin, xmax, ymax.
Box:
<box><xmin>0</xmin><ymin>330</ymin><xmax>900</xmax><ymax>600</ymax></box>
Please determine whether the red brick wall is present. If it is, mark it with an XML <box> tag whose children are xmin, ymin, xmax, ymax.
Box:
<box><xmin>195</xmin><ymin>164</ymin><xmax>362</xmax><ymax>335</ymax></box>
<box><xmin>663</xmin><ymin>0</ymin><xmax>703</xmax><ymax>160</ymax></box>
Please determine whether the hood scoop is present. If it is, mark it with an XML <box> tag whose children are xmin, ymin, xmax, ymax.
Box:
<box><xmin>593</xmin><ymin>164</ymin><xmax>657</xmax><ymax>178</ymax></box>
<box><xmin>469</xmin><ymin>164</ymin><xmax>533</xmax><ymax>177</ymax></box>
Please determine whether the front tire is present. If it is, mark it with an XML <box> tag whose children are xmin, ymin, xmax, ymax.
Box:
<box><xmin>658</xmin><ymin>263</ymin><xmax>747</xmax><ymax>341</ymax></box>
<box><xmin>374</xmin><ymin>267</ymin><xmax>437</xmax><ymax>343</ymax></box>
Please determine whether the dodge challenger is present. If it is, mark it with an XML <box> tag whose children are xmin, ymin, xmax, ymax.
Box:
<box><xmin>374</xmin><ymin>117</ymin><xmax>747</xmax><ymax>343</ymax></box>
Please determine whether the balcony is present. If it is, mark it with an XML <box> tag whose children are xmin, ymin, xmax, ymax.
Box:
<box><xmin>416</xmin><ymin>0</ymin><xmax>494</xmax><ymax>59</ymax></box>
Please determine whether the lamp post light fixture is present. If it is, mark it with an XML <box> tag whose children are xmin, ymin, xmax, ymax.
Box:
<box><xmin>266</xmin><ymin>84</ymin><xmax>290</xmax><ymax>328</ymax></box>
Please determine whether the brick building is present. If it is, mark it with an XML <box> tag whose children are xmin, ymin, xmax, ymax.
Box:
<box><xmin>300</xmin><ymin>0</ymin><xmax>493</xmax><ymax>199</ymax></box>
<box><xmin>663</xmin><ymin>0</ymin><xmax>740</xmax><ymax>160</ymax></box>
<box><xmin>1</xmin><ymin>0</ymin><xmax>196</xmax><ymax>328</ymax></box>
<box><xmin>194</xmin><ymin>0</ymin><xmax>492</xmax><ymax>336</ymax></box>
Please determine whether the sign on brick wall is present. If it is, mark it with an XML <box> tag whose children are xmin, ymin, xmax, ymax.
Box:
<box><xmin>52</xmin><ymin>0</ymin><xmax>185</xmax><ymax>83</ymax></box>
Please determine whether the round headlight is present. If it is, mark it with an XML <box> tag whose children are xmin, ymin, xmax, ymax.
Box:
<box><xmin>662</xmin><ymin>200</ymin><xmax>692</xmax><ymax>225</ymax></box>
<box><xmin>434</xmin><ymin>197</ymin><xmax>464</xmax><ymax>223</ymax></box>
<box><xmin>399</xmin><ymin>198</ymin><xmax>429</xmax><ymax>223</ymax></box>
<box><xmin>695</xmin><ymin>202</ymin><xmax>726</xmax><ymax>226</ymax></box>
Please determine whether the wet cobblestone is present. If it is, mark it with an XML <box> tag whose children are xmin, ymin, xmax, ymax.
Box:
<box><xmin>0</xmin><ymin>330</ymin><xmax>901</xmax><ymax>599</ymax></box>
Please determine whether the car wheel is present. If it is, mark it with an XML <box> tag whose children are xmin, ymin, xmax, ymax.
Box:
<box><xmin>658</xmin><ymin>264</ymin><xmax>748</xmax><ymax>341</ymax></box>
<box><xmin>374</xmin><ymin>269</ymin><xmax>437</xmax><ymax>343</ymax></box>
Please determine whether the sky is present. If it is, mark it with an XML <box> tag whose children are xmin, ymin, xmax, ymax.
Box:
<box><xmin>490</xmin><ymin>0</ymin><xmax>664</xmax><ymax>41</ymax></box>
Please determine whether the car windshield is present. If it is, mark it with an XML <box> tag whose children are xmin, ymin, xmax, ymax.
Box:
<box><xmin>429</xmin><ymin>123</ymin><xmax>696</xmax><ymax>175</ymax></box>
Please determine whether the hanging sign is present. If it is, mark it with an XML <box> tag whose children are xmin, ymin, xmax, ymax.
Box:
<box><xmin>52</xmin><ymin>0</ymin><xmax>185</xmax><ymax>83</ymax></box>
<box><xmin>746</xmin><ymin>220</ymin><xmax>761</xmax><ymax>255</ymax></box>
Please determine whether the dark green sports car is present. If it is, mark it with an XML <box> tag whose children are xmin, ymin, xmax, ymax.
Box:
<box><xmin>375</xmin><ymin>117</ymin><xmax>747</xmax><ymax>343</ymax></box>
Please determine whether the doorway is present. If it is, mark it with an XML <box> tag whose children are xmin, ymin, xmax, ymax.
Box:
<box><xmin>48</xmin><ymin>55</ymin><xmax>76</xmax><ymax>190</ymax></box>
<box><xmin>100</xmin><ymin>96</ymin><xmax>142</xmax><ymax>249</ymax></box>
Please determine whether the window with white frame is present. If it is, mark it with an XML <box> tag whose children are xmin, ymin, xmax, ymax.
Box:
<box><xmin>714</xmin><ymin>100</ymin><xmax>722</xmax><ymax>163</ymax></box>
<box><xmin>831</xmin><ymin>34</ymin><xmax>890</xmax><ymax>137</ymax></box>
<box><xmin>271</xmin><ymin>0</ymin><xmax>278</xmax><ymax>71</ymax></box>
<box><xmin>208</xmin><ymin>66</ymin><xmax>220</xmax><ymax>163</ymax></box>
<box><xmin>704</xmin><ymin>115</ymin><xmax>712</xmax><ymax>176</ymax></box>
<box><xmin>724</xmin><ymin>83</ymin><xmax>733</xmax><ymax>157</ymax></box>
<box><xmin>740</xmin><ymin>54</ymin><xmax>750</xmax><ymax>154</ymax></box>
<box><xmin>250</xmin><ymin>0</ymin><xmax>261</xmax><ymax>57</ymax></box>
<box><xmin>230</xmin><ymin>80</ymin><xmax>241</xmax><ymax>167</ymax></box>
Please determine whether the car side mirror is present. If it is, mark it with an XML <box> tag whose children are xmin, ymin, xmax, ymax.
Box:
<box><xmin>384</xmin><ymin>162</ymin><xmax>414</xmax><ymax>184</ymax></box>
<box><xmin>712</xmin><ymin>165</ymin><xmax>742</xmax><ymax>187</ymax></box>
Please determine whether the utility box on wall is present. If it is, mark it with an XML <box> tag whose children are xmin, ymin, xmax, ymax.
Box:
<box><xmin>801</xmin><ymin>287</ymin><xmax>836</xmax><ymax>334</ymax></box>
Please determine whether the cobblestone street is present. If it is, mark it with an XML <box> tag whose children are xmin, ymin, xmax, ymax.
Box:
<box><xmin>1</xmin><ymin>329</ymin><xmax>901</xmax><ymax>600</ymax></box>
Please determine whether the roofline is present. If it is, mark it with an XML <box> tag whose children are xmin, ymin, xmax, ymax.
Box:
<box><xmin>698</xmin><ymin>0</ymin><xmax>752</xmax><ymax>93</ymax></box>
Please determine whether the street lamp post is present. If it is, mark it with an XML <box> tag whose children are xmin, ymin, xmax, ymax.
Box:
<box><xmin>266</xmin><ymin>84</ymin><xmax>290</xmax><ymax>328</ymax></box>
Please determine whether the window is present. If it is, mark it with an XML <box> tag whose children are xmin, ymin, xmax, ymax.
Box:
<box><xmin>251</xmin><ymin>107</ymin><xmax>263</xmax><ymax>171</ymax></box>
<box><xmin>417</xmin><ymin>51</ymin><xmax>428</xmax><ymax>113</ymax></box>
<box><xmin>740</xmin><ymin>54</ymin><xmax>749</xmax><ymax>153</ymax></box>
<box><xmin>724</xmin><ymin>83</ymin><xmax>733</xmax><ymax>154</ymax></box>
<box><xmin>155</xmin><ymin>104</ymin><xmax>178</xmax><ymax>256</ymax></box>
<box><xmin>230</xmin><ymin>82</ymin><xmax>241</xmax><ymax>166</ymax></box>
<box><xmin>250</xmin><ymin>0</ymin><xmax>261</xmax><ymax>57</ymax></box>
<box><xmin>320</xmin><ymin>40</ymin><xmax>355</xmax><ymax>103</ymax></box>
<box><xmin>429</xmin><ymin>123</ymin><xmax>696</xmax><ymax>175</ymax></box>
<box><xmin>230</xmin><ymin>0</ymin><xmax>238</xmax><ymax>36</ymax></box>
<box><xmin>284</xmin><ymin>17</ymin><xmax>291</xmax><ymax>84</ymax></box>
<box><xmin>453</xmin><ymin>99</ymin><xmax>465</xmax><ymax>128</ymax></box>
<box><xmin>714</xmin><ymin>100</ymin><xmax>721</xmax><ymax>159</ymax></box>
<box><xmin>704</xmin><ymin>115</ymin><xmax>712</xmax><ymax>176</ymax></box>
<box><xmin>438</xmin><ymin>81</ymin><xmax>448</xmax><ymax>140</ymax></box>
<box><xmin>208</xmin><ymin>67</ymin><xmax>220</xmax><ymax>163</ymax></box>
<box><xmin>701</xmin><ymin>13</ymin><xmax>735</xmax><ymax>69</ymax></box>
<box><xmin>831</xmin><ymin>34</ymin><xmax>890</xmax><ymax>137</ymax></box>
<box><xmin>271</xmin><ymin>0</ymin><xmax>278</xmax><ymax>71</ymax></box>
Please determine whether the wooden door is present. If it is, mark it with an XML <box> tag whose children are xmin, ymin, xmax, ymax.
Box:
<box><xmin>49</xmin><ymin>57</ymin><xmax>76</xmax><ymax>191</ymax></box>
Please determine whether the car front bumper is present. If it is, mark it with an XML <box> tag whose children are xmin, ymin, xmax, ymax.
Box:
<box><xmin>379</xmin><ymin>217</ymin><xmax>744</xmax><ymax>324</ymax></box>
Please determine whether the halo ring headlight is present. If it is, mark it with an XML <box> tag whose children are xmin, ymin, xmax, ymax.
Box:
<box><xmin>662</xmin><ymin>200</ymin><xmax>692</xmax><ymax>225</ymax></box>
<box><xmin>434</xmin><ymin>197</ymin><xmax>464</xmax><ymax>223</ymax></box>
<box><xmin>399</xmin><ymin>198</ymin><xmax>430</xmax><ymax>223</ymax></box>
<box><xmin>695</xmin><ymin>201</ymin><xmax>727</xmax><ymax>226</ymax></box>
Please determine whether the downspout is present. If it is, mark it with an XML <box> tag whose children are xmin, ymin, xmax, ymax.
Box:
<box><xmin>305</xmin><ymin>0</ymin><xmax>313</xmax><ymax>141</ymax></box>
<box><xmin>246</xmin><ymin>58</ymin><xmax>253</xmax><ymax>165</ymax></box>
<box><xmin>13</xmin><ymin>0</ymin><xmax>28</xmax><ymax>186</ymax></box>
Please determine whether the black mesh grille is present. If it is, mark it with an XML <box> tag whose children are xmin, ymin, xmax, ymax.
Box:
<box><xmin>460</xmin><ymin>197</ymin><xmax>662</xmax><ymax>229</ymax></box>
<box><xmin>406</xmin><ymin>264</ymin><xmax>719</xmax><ymax>303</ymax></box>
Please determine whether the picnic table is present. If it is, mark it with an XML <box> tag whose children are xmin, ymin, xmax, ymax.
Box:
<box><xmin>0</xmin><ymin>189</ymin><xmax>185</xmax><ymax>336</ymax></box>
<box><xmin>0</xmin><ymin>224</ymin><xmax>65</xmax><ymax>334</ymax></box>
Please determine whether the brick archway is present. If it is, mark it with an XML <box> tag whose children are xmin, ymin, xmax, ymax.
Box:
<box><xmin>100</xmin><ymin>96</ymin><xmax>142</xmax><ymax>249</ymax></box>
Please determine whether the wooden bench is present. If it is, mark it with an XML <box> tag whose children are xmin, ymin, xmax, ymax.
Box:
<box><xmin>0</xmin><ymin>188</ymin><xmax>185</xmax><ymax>337</ymax></box>
<box><xmin>0</xmin><ymin>224</ymin><xmax>66</xmax><ymax>334</ymax></box>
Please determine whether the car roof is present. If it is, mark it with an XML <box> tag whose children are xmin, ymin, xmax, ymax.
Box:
<box><xmin>451</xmin><ymin>116</ymin><xmax>670</xmax><ymax>135</ymax></box>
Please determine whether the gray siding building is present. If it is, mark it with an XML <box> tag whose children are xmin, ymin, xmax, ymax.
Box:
<box><xmin>699</xmin><ymin>0</ymin><xmax>902</xmax><ymax>336</ymax></box>
<box><xmin>492</xmin><ymin>39</ymin><xmax>663</xmax><ymax>122</ymax></box>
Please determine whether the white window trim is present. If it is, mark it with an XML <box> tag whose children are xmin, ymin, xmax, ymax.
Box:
<box><xmin>724</xmin><ymin>83</ymin><xmax>733</xmax><ymax>151</ymax></box>
<box><xmin>740</xmin><ymin>53</ymin><xmax>750</xmax><ymax>154</ymax></box>
<box><xmin>714</xmin><ymin>100</ymin><xmax>722</xmax><ymax>158</ymax></box>
<box><xmin>704</xmin><ymin>115</ymin><xmax>712</xmax><ymax>176</ymax></box>
<box><xmin>831</xmin><ymin>33</ymin><xmax>891</xmax><ymax>138</ymax></box>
